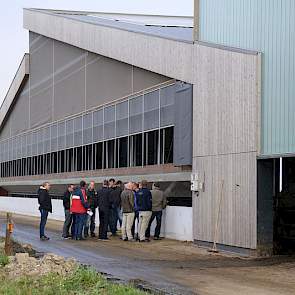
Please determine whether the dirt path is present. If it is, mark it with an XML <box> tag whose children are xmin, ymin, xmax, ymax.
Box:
<box><xmin>1</xmin><ymin>213</ymin><xmax>295</xmax><ymax>295</ymax></box>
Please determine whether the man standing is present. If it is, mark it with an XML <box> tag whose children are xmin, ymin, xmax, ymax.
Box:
<box><xmin>109</xmin><ymin>180</ymin><xmax>123</xmax><ymax>236</ymax></box>
<box><xmin>62</xmin><ymin>184</ymin><xmax>74</xmax><ymax>239</ymax></box>
<box><xmin>97</xmin><ymin>180</ymin><xmax>111</xmax><ymax>240</ymax></box>
<box><xmin>121</xmin><ymin>182</ymin><xmax>135</xmax><ymax>241</ymax></box>
<box><xmin>137</xmin><ymin>180</ymin><xmax>152</xmax><ymax>242</ymax></box>
<box><xmin>38</xmin><ymin>182</ymin><xmax>52</xmax><ymax>241</ymax></box>
<box><xmin>109</xmin><ymin>178</ymin><xmax>115</xmax><ymax>188</ymax></box>
<box><xmin>71</xmin><ymin>181</ymin><xmax>89</xmax><ymax>240</ymax></box>
<box><xmin>131</xmin><ymin>182</ymin><xmax>140</xmax><ymax>240</ymax></box>
<box><xmin>146</xmin><ymin>182</ymin><xmax>167</xmax><ymax>240</ymax></box>
<box><xmin>84</xmin><ymin>181</ymin><xmax>98</xmax><ymax>237</ymax></box>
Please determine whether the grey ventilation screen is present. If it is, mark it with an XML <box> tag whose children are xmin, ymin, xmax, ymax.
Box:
<box><xmin>51</xmin><ymin>123</ymin><xmax>58</xmax><ymax>152</ymax></box>
<box><xmin>66</xmin><ymin>119</ymin><xmax>74</xmax><ymax>148</ymax></box>
<box><xmin>58</xmin><ymin>121</ymin><xmax>66</xmax><ymax>150</ymax></box>
<box><xmin>44</xmin><ymin>126</ymin><xmax>51</xmax><ymax>154</ymax></box>
<box><xmin>21</xmin><ymin>134</ymin><xmax>26</xmax><ymax>158</ymax></box>
<box><xmin>27</xmin><ymin>133</ymin><xmax>32</xmax><ymax>158</ymax></box>
<box><xmin>174</xmin><ymin>83</ymin><xmax>192</xmax><ymax>166</ymax></box>
<box><xmin>104</xmin><ymin>106</ymin><xmax>115</xmax><ymax>140</ymax></box>
<box><xmin>160</xmin><ymin>85</ymin><xmax>175</xmax><ymax>127</ymax></box>
<box><xmin>116</xmin><ymin>101</ymin><xmax>128</xmax><ymax>137</ymax></box>
<box><xmin>144</xmin><ymin>90</ymin><xmax>159</xmax><ymax>130</ymax></box>
<box><xmin>93</xmin><ymin>109</ymin><xmax>103</xmax><ymax>142</ymax></box>
<box><xmin>0</xmin><ymin>81</ymin><xmax>185</xmax><ymax>165</ymax></box>
<box><xmin>83</xmin><ymin>112</ymin><xmax>93</xmax><ymax>145</ymax></box>
<box><xmin>129</xmin><ymin>96</ymin><xmax>143</xmax><ymax>134</ymax></box>
<box><xmin>37</xmin><ymin>129</ymin><xmax>44</xmax><ymax>155</ymax></box>
<box><xmin>74</xmin><ymin>116</ymin><xmax>83</xmax><ymax>146</ymax></box>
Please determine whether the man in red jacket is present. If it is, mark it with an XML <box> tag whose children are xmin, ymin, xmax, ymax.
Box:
<box><xmin>70</xmin><ymin>181</ymin><xmax>89</xmax><ymax>240</ymax></box>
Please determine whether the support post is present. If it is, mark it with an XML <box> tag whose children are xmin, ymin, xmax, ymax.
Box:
<box><xmin>4</xmin><ymin>212</ymin><xmax>13</xmax><ymax>256</ymax></box>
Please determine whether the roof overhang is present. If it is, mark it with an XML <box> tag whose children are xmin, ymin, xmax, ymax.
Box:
<box><xmin>23</xmin><ymin>8</ymin><xmax>259</xmax><ymax>85</ymax></box>
<box><xmin>23</xmin><ymin>8</ymin><xmax>195</xmax><ymax>84</ymax></box>
<box><xmin>0</xmin><ymin>53</ymin><xmax>30</xmax><ymax>131</ymax></box>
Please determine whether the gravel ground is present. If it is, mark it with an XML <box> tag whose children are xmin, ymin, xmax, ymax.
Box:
<box><xmin>1</xmin><ymin>212</ymin><xmax>295</xmax><ymax>295</ymax></box>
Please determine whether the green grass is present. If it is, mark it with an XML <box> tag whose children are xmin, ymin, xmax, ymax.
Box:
<box><xmin>0</xmin><ymin>253</ymin><xmax>9</xmax><ymax>267</ymax></box>
<box><xmin>0</xmin><ymin>266</ymin><xmax>148</xmax><ymax>295</ymax></box>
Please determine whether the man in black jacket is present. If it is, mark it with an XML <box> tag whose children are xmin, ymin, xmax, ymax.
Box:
<box><xmin>62</xmin><ymin>184</ymin><xmax>74</xmax><ymax>239</ymax></box>
<box><xmin>38</xmin><ymin>182</ymin><xmax>52</xmax><ymax>241</ymax></box>
<box><xmin>109</xmin><ymin>180</ymin><xmax>123</xmax><ymax>236</ymax></box>
<box><xmin>84</xmin><ymin>181</ymin><xmax>98</xmax><ymax>237</ymax></box>
<box><xmin>97</xmin><ymin>180</ymin><xmax>111</xmax><ymax>240</ymax></box>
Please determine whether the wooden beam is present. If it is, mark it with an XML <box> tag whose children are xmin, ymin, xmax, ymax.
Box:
<box><xmin>193</xmin><ymin>0</ymin><xmax>199</xmax><ymax>41</ymax></box>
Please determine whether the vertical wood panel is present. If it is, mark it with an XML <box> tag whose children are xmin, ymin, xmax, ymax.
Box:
<box><xmin>193</xmin><ymin>45</ymin><xmax>259</xmax><ymax>157</ymax></box>
<box><xmin>193</xmin><ymin>45</ymin><xmax>260</xmax><ymax>249</ymax></box>
<box><xmin>193</xmin><ymin>153</ymin><xmax>257</xmax><ymax>249</ymax></box>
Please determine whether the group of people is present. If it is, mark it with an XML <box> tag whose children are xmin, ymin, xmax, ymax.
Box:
<box><xmin>37</xmin><ymin>179</ymin><xmax>167</xmax><ymax>243</ymax></box>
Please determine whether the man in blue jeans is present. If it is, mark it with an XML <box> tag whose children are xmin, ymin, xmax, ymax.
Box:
<box><xmin>37</xmin><ymin>182</ymin><xmax>52</xmax><ymax>241</ymax></box>
<box><xmin>71</xmin><ymin>181</ymin><xmax>89</xmax><ymax>240</ymax></box>
<box><xmin>145</xmin><ymin>182</ymin><xmax>167</xmax><ymax>241</ymax></box>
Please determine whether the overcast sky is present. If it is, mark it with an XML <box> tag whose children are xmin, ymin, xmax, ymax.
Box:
<box><xmin>0</xmin><ymin>0</ymin><xmax>193</xmax><ymax>104</ymax></box>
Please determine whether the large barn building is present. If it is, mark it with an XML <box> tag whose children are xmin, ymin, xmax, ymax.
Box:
<box><xmin>0</xmin><ymin>2</ymin><xmax>295</xmax><ymax>255</ymax></box>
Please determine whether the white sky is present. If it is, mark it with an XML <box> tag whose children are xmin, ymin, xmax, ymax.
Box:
<box><xmin>0</xmin><ymin>0</ymin><xmax>193</xmax><ymax>104</ymax></box>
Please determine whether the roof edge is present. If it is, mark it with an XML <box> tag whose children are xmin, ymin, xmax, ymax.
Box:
<box><xmin>0</xmin><ymin>53</ymin><xmax>30</xmax><ymax>131</ymax></box>
<box><xmin>24</xmin><ymin>8</ymin><xmax>193</xmax><ymax>19</ymax></box>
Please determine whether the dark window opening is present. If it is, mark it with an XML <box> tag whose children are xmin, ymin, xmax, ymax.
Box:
<box><xmin>130</xmin><ymin>134</ymin><xmax>143</xmax><ymax>167</ymax></box>
<box><xmin>94</xmin><ymin>142</ymin><xmax>103</xmax><ymax>170</ymax></box>
<box><xmin>76</xmin><ymin>147</ymin><xmax>82</xmax><ymax>171</ymax></box>
<box><xmin>45</xmin><ymin>154</ymin><xmax>50</xmax><ymax>174</ymax></box>
<box><xmin>51</xmin><ymin>152</ymin><xmax>58</xmax><ymax>174</ymax></box>
<box><xmin>164</xmin><ymin>127</ymin><xmax>173</xmax><ymax>163</ymax></box>
<box><xmin>145</xmin><ymin>130</ymin><xmax>159</xmax><ymax>165</ymax></box>
<box><xmin>59</xmin><ymin>150</ymin><xmax>65</xmax><ymax>173</ymax></box>
<box><xmin>105</xmin><ymin>140</ymin><xmax>115</xmax><ymax>169</ymax></box>
<box><xmin>117</xmin><ymin>137</ymin><xmax>128</xmax><ymax>168</ymax></box>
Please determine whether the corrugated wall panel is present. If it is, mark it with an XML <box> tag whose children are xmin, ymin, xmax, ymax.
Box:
<box><xmin>199</xmin><ymin>0</ymin><xmax>295</xmax><ymax>156</ymax></box>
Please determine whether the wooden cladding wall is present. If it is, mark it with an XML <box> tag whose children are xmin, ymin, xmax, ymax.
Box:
<box><xmin>192</xmin><ymin>46</ymin><xmax>260</xmax><ymax>249</ymax></box>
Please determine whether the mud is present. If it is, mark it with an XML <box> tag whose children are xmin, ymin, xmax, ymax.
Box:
<box><xmin>1</xmin><ymin>213</ymin><xmax>295</xmax><ymax>295</ymax></box>
<box><xmin>4</xmin><ymin>252</ymin><xmax>77</xmax><ymax>278</ymax></box>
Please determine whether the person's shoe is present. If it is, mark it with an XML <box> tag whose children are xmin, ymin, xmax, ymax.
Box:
<box><xmin>90</xmin><ymin>232</ymin><xmax>96</xmax><ymax>238</ymax></box>
<box><xmin>40</xmin><ymin>236</ymin><xmax>49</xmax><ymax>241</ymax></box>
<box><xmin>62</xmin><ymin>236</ymin><xmax>71</xmax><ymax>240</ymax></box>
<box><xmin>98</xmin><ymin>238</ymin><xmax>109</xmax><ymax>241</ymax></box>
<box><xmin>139</xmin><ymin>240</ymin><xmax>146</xmax><ymax>243</ymax></box>
<box><xmin>153</xmin><ymin>237</ymin><xmax>162</xmax><ymax>240</ymax></box>
<box><xmin>77</xmin><ymin>237</ymin><xmax>86</xmax><ymax>241</ymax></box>
<box><xmin>123</xmin><ymin>238</ymin><xmax>128</xmax><ymax>241</ymax></box>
